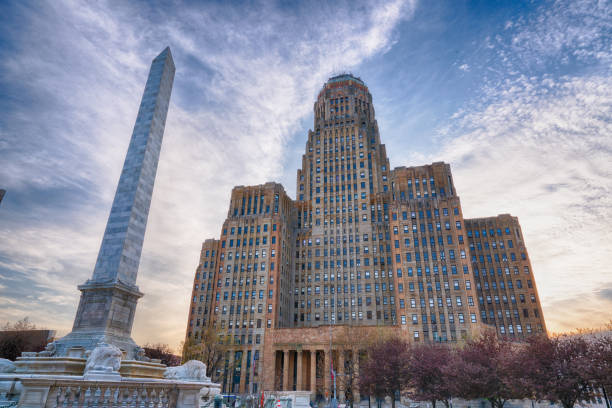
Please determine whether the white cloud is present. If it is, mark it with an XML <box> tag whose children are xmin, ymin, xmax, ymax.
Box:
<box><xmin>508</xmin><ymin>0</ymin><xmax>611</xmax><ymax>67</ymax></box>
<box><xmin>458</xmin><ymin>63</ymin><xmax>470</xmax><ymax>72</ymax></box>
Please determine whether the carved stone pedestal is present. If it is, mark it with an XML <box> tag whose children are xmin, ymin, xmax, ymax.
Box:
<box><xmin>119</xmin><ymin>360</ymin><xmax>166</xmax><ymax>379</ymax></box>
<box><xmin>14</xmin><ymin>357</ymin><xmax>86</xmax><ymax>376</ymax></box>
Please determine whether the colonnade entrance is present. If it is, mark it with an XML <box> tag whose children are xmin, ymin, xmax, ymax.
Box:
<box><xmin>273</xmin><ymin>348</ymin><xmax>362</xmax><ymax>403</ymax></box>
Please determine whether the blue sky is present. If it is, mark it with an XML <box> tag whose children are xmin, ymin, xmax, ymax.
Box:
<box><xmin>0</xmin><ymin>0</ymin><xmax>610</xmax><ymax>349</ymax></box>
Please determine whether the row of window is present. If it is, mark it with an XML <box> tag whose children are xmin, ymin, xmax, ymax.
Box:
<box><xmin>467</xmin><ymin>228</ymin><xmax>512</xmax><ymax>237</ymax></box>
<box><xmin>223</xmin><ymin>235</ymin><xmax>276</xmax><ymax>248</ymax></box>
<box><xmin>400</xmin><ymin>311</ymin><xmax>477</xmax><ymax>325</ymax></box>
<box><xmin>480</xmin><ymin>308</ymin><xmax>540</xmax><ymax>320</ymax></box>
<box><xmin>469</xmin><ymin>239</ymin><xmax>515</xmax><ymax>249</ymax></box>
<box><xmin>471</xmin><ymin>253</ymin><xmax>523</xmax><ymax>262</ymax></box>
<box><xmin>479</xmin><ymin>293</ymin><xmax>538</xmax><ymax>304</ymax></box>
<box><xmin>476</xmin><ymin>279</ymin><xmax>534</xmax><ymax>290</ymax></box>
<box><xmin>227</xmin><ymin>224</ymin><xmax>271</xmax><ymax>235</ymax></box>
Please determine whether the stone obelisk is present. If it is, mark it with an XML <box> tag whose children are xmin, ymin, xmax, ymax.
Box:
<box><xmin>55</xmin><ymin>47</ymin><xmax>175</xmax><ymax>358</ymax></box>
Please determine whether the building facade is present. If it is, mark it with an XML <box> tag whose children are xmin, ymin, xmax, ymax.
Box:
<box><xmin>184</xmin><ymin>75</ymin><xmax>546</xmax><ymax>400</ymax></box>
<box><xmin>465</xmin><ymin>215</ymin><xmax>546</xmax><ymax>336</ymax></box>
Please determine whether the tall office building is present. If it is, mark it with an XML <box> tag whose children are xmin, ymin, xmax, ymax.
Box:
<box><xmin>184</xmin><ymin>75</ymin><xmax>546</xmax><ymax>399</ymax></box>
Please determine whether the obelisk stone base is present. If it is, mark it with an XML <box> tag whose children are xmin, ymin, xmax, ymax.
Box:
<box><xmin>53</xmin><ymin>281</ymin><xmax>143</xmax><ymax>359</ymax></box>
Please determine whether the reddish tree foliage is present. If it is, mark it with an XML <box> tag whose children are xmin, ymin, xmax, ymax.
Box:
<box><xmin>451</xmin><ymin>330</ymin><xmax>528</xmax><ymax>408</ymax></box>
<box><xmin>359</xmin><ymin>337</ymin><xmax>410</xmax><ymax>408</ymax></box>
<box><xmin>586</xmin><ymin>334</ymin><xmax>612</xmax><ymax>393</ymax></box>
<box><xmin>407</xmin><ymin>343</ymin><xmax>455</xmax><ymax>408</ymax></box>
<box><xmin>522</xmin><ymin>335</ymin><xmax>595</xmax><ymax>408</ymax></box>
<box><xmin>144</xmin><ymin>343</ymin><xmax>181</xmax><ymax>367</ymax></box>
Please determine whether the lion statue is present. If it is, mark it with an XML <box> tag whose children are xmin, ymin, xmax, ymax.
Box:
<box><xmin>163</xmin><ymin>360</ymin><xmax>210</xmax><ymax>382</ymax></box>
<box><xmin>134</xmin><ymin>346</ymin><xmax>151</xmax><ymax>362</ymax></box>
<box><xmin>85</xmin><ymin>343</ymin><xmax>122</xmax><ymax>373</ymax></box>
<box><xmin>0</xmin><ymin>358</ymin><xmax>16</xmax><ymax>373</ymax></box>
<box><xmin>37</xmin><ymin>341</ymin><xmax>56</xmax><ymax>357</ymax></box>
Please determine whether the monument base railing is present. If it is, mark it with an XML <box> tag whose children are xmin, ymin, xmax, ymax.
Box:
<box><xmin>0</xmin><ymin>375</ymin><xmax>219</xmax><ymax>408</ymax></box>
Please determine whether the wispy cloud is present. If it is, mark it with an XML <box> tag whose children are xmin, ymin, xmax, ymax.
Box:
<box><xmin>0</xmin><ymin>0</ymin><xmax>416</xmax><ymax>348</ymax></box>
<box><xmin>509</xmin><ymin>0</ymin><xmax>612</xmax><ymax>67</ymax></box>
<box><xmin>434</xmin><ymin>0</ymin><xmax>612</xmax><ymax>333</ymax></box>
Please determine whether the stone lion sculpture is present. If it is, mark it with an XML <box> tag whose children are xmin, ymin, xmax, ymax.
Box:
<box><xmin>0</xmin><ymin>358</ymin><xmax>16</xmax><ymax>373</ymax></box>
<box><xmin>134</xmin><ymin>346</ymin><xmax>151</xmax><ymax>362</ymax></box>
<box><xmin>163</xmin><ymin>360</ymin><xmax>209</xmax><ymax>382</ymax></box>
<box><xmin>37</xmin><ymin>341</ymin><xmax>56</xmax><ymax>357</ymax></box>
<box><xmin>85</xmin><ymin>343</ymin><xmax>122</xmax><ymax>373</ymax></box>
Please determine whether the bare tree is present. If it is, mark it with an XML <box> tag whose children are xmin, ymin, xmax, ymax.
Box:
<box><xmin>182</xmin><ymin>327</ymin><xmax>227</xmax><ymax>378</ymax></box>
<box><xmin>2</xmin><ymin>317</ymin><xmax>37</xmax><ymax>331</ymax></box>
<box><xmin>333</xmin><ymin>326</ymin><xmax>383</xmax><ymax>407</ymax></box>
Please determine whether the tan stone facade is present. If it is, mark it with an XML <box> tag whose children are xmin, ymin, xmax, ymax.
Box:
<box><xmin>465</xmin><ymin>215</ymin><xmax>547</xmax><ymax>337</ymax></box>
<box><xmin>184</xmin><ymin>75</ymin><xmax>546</xmax><ymax>398</ymax></box>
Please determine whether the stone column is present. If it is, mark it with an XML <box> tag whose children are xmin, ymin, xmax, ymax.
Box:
<box><xmin>296</xmin><ymin>350</ymin><xmax>303</xmax><ymax>390</ymax></box>
<box><xmin>274</xmin><ymin>350</ymin><xmax>282</xmax><ymax>390</ymax></box>
<box><xmin>353</xmin><ymin>349</ymin><xmax>361</xmax><ymax>403</ymax></box>
<box><xmin>288</xmin><ymin>350</ymin><xmax>295</xmax><ymax>390</ymax></box>
<box><xmin>324</xmin><ymin>349</ymin><xmax>331</xmax><ymax>399</ymax></box>
<box><xmin>310</xmin><ymin>350</ymin><xmax>317</xmax><ymax>395</ymax></box>
<box><xmin>283</xmin><ymin>349</ymin><xmax>290</xmax><ymax>391</ymax></box>
<box><xmin>338</xmin><ymin>349</ymin><xmax>345</xmax><ymax>402</ymax></box>
<box><xmin>239</xmin><ymin>351</ymin><xmax>248</xmax><ymax>394</ymax></box>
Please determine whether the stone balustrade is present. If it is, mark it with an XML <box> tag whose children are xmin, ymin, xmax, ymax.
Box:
<box><xmin>12</xmin><ymin>376</ymin><xmax>216</xmax><ymax>408</ymax></box>
<box><xmin>48</xmin><ymin>381</ymin><xmax>176</xmax><ymax>407</ymax></box>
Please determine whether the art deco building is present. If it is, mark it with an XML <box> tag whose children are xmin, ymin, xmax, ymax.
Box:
<box><xmin>184</xmin><ymin>75</ymin><xmax>547</xmax><ymax>399</ymax></box>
